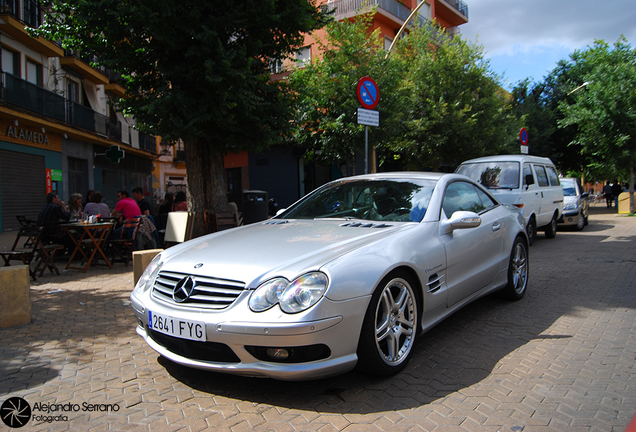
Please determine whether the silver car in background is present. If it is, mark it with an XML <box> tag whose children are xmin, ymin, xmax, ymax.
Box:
<box><xmin>131</xmin><ymin>172</ymin><xmax>529</xmax><ymax>380</ymax></box>
<box><xmin>558</xmin><ymin>177</ymin><xmax>590</xmax><ymax>230</ymax></box>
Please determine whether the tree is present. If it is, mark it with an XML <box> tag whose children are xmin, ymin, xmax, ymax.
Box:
<box><xmin>288</xmin><ymin>13</ymin><xmax>407</xmax><ymax>175</ymax></box>
<box><xmin>395</xmin><ymin>25</ymin><xmax>516</xmax><ymax>170</ymax></box>
<box><xmin>559</xmin><ymin>38</ymin><xmax>636</xmax><ymax>212</ymax></box>
<box><xmin>37</xmin><ymin>0</ymin><xmax>329</xmax><ymax>234</ymax></box>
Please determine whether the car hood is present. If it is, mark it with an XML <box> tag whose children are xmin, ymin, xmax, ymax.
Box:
<box><xmin>160</xmin><ymin>219</ymin><xmax>412</xmax><ymax>286</ymax></box>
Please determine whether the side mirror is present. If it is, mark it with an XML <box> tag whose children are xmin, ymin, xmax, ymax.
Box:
<box><xmin>441</xmin><ymin>211</ymin><xmax>482</xmax><ymax>234</ymax></box>
<box><xmin>581</xmin><ymin>192</ymin><xmax>590</xmax><ymax>199</ymax></box>
<box><xmin>525</xmin><ymin>174</ymin><xmax>534</xmax><ymax>186</ymax></box>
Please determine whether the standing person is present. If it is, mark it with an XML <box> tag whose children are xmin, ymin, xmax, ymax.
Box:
<box><xmin>83</xmin><ymin>191</ymin><xmax>111</xmax><ymax>217</ymax></box>
<box><xmin>612</xmin><ymin>181</ymin><xmax>622</xmax><ymax>209</ymax></box>
<box><xmin>171</xmin><ymin>191</ymin><xmax>188</xmax><ymax>211</ymax></box>
<box><xmin>603</xmin><ymin>182</ymin><xmax>613</xmax><ymax>208</ymax></box>
<box><xmin>111</xmin><ymin>190</ymin><xmax>142</xmax><ymax>239</ymax></box>
<box><xmin>132</xmin><ymin>187</ymin><xmax>151</xmax><ymax>215</ymax></box>
<box><xmin>67</xmin><ymin>193</ymin><xmax>83</xmax><ymax>220</ymax></box>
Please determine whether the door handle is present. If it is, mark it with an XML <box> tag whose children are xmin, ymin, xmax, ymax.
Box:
<box><xmin>492</xmin><ymin>222</ymin><xmax>501</xmax><ymax>231</ymax></box>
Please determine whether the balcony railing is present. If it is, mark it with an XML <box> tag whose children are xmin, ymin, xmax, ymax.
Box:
<box><xmin>325</xmin><ymin>0</ymin><xmax>467</xmax><ymax>22</ymax></box>
<box><xmin>326</xmin><ymin>0</ymin><xmax>413</xmax><ymax>23</ymax></box>
<box><xmin>64</xmin><ymin>48</ymin><xmax>108</xmax><ymax>75</ymax></box>
<box><xmin>1</xmin><ymin>72</ymin><xmax>154</xmax><ymax>150</ymax></box>
<box><xmin>0</xmin><ymin>0</ymin><xmax>43</xmax><ymax>27</ymax></box>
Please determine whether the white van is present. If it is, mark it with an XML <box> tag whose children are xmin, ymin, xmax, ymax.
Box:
<box><xmin>456</xmin><ymin>155</ymin><xmax>564</xmax><ymax>245</ymax></box>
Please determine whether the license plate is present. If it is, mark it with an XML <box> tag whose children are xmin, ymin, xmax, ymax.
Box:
<box><xmin>148</xmin><ymin>311</ymin><xmax>206</xmax><ymax>342</ymax></box>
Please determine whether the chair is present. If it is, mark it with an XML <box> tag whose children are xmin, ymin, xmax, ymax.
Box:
<box><xmin>213</xmin><ymin>212</ymin><xmax>239</xmax><ymax>232</ymax></box>
<box><xmin>15</xmin><ymin>216</ymin><xmax>37</xmax><ymax>247</ymax></box>
<box><xmin>0</xmin><ymin>225</ymin><xmax>63</xmax><ymax>280</ymax></box>
<box><xmin>108</xmin><ymin>217</ymin><xmax>141</xmax><ymax>266</ymax></box>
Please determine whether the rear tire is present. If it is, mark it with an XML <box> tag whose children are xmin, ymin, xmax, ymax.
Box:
<box><xmin>544</xmin><ymin>213</ymin><xmax>557</xmax><ymax>239</ymax></box>
<box><xmin>501</xmin><ymin>237</ymin><xmax>528</xmax><ymax>300</ymax></box>
<box><xmin>356</xmin><ymin>271</ymin><xmax>419</xmax><ymax>376</ymax></box>
<box><xmin>526</xmin><ymin>217</ymin><xmax>537</xmax><ymax>246</ymax></box>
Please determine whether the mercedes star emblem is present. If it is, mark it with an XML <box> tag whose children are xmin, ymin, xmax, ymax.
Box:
<box><xmin>173</xmin><ymin>276</ymin><xmax>196</xmax><ymax>303</ymax></box>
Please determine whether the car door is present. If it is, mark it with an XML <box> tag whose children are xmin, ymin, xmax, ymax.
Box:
<box><xmin>440</xmin><ymin>181</ymin><xmax>505</xmax><ymax>306</ymax></box>
<box><xmin>533</xmin><ymin>164</ymin><xmax>553</xmax><ymax>226</ymax></box>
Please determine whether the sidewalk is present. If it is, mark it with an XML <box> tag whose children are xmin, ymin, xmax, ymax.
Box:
<box><xmin>1</xmin><ymin>206</ymin><xmax>636</xmax><ymax>431</ymax></box>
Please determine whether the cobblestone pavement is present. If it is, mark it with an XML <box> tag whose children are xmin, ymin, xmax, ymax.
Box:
<box><xmin>1</xmin><ymin>206</ymin><xmax>635</xmax><ymax>431</ymax></box>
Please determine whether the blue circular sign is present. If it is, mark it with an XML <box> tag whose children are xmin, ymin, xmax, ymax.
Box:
<box><xmin>357</xmin><ymin>77</ymin><xmax>379</xmax><ymax>110</ymax></box>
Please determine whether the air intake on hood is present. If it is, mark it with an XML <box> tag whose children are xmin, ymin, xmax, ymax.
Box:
<box><xmin>340</xmin><ymin>222</ymin><xmax>392</xmax><ymax>229</ymax></box>
<box><xmin>263</xmin><ymin>220</ymin><xmax>289</xmax><ymax>225</ymax></box>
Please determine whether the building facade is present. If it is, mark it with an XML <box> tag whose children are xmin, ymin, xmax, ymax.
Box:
<box><xmin>0</xmin><ymin>0</ymin><xmax>156</xmax><ymax>232</ymax></box>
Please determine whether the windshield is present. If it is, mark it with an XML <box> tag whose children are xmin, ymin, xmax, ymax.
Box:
<box><xmin>560</xmin><ymin>179</ymin><xmax>577</xmax><ymax>196</ymax></box>
<box><xmin>456</xmin><ymin>162</ymin><xmax>520</xmax><ymax>189</ymax></box>
<box><xmin>277</xmin><ymin>178</ymin><xmax>436</xmax><ymax>222</ymax></box>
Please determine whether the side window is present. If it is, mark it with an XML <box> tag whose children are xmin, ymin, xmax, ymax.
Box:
<box><xmin>546</xmin><ymin>166</ymin><xmax>560</xmax><ymax>186</ymax></box>
<box><xmin>534</xmin><ymin>165</ymin><xmax>549</xmax><ymax>187</ymax></box>
<box><xmin>443</xmin><ymin>182</ymin><xmax>487</xmax><ymax>217</ymax></box>
<box><xmin>523</xmin><ymin>164</ymin><xmax>534</xmax><ymax>186</ymax></box>
<box><xmin>475</xmin><ymin>188</ymin><xmax>497</xmax><ymax>210</ymax></box>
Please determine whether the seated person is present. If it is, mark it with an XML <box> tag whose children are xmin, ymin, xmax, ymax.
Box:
<box><xmin>83</xmin><ymin>191</ymin><xmax>111</xmax><ymax>217</ymax></box>
<box><xmin>37</xmin><ymin>192</ymin><xmax>72</xmax><ymax>250</ymax></box>
<box><xmin>111</xmin><ymin>190</ymin><xmax>142</xmax><ymax>239</ymax></box>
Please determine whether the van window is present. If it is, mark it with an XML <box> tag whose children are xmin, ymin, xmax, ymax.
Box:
<box><xmin>546</xmin><ymin>166</ymin><xmax>560</xmax><ymax>186</ymax></box>
<box><xmin>456</xmin><ymin>162</ymin><xmax>519</xmax><ymax>189</ymax></box>
<box><xmin>534</xmin><ymin>165</ymin><xmax>549</xmax><ymax>187</ymax></box>
<box><xmin>523</xmin><ymin>164</ymin><xmax>533</xmax><ymax>186</ymax></box>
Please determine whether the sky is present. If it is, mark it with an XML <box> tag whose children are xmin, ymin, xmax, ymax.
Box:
<box><xmin>459</xmin><ymin>0</ymin><xmax>636</xmax><ymax>90</ymax></box>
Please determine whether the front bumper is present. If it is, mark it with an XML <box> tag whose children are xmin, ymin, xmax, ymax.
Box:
<box><xmin>558</xmin><ymin>209</ymin><xmax>582</xmax><ymax>226</ymax></box>
<box><xmin>131</xmin><ymin>291</ymin><xmax>369</xmax><ymax>381</ymax></box>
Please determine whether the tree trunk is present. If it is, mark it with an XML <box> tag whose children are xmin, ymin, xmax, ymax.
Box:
<box><xmin>630</xmin><ymin>161</ymin><xmax>634</xmax><ymax>214</ymax></box>
<box><xmin>184</xmin><ymin>138</ymin><xmax>229</xmax><ymax>238</ymax></box>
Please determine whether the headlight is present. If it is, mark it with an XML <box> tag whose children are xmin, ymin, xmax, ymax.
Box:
<box><xmin>133</xmin><ymin>254</ymin><xmax>163</xmax><ymax>294</ymax></box>
<box><xmin>563</xmin><ymin>203</ymin><xmax>577</xmax><ymax>210</ymax></box>
<box><xmin>249</xmin><ymin>272</ymin><xmax>329</xmax><ymax>314</ymax></box>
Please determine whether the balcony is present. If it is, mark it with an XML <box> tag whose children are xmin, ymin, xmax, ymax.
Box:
<box><xmin>0</xmin><ymin>72</ymin><xmax>153</xmax><ymax>149</ymax></box>
<box><xmin>60</xmin><ymin>49</ymin><xmax>109</xmax><ymax>85</ymax></box>
<box><xmin>326</xmin><ymin>0</ymin><xmax>414</xmax><ymax>24</ymax></box>
<box><xmin>0</xmin><ymin>0</ymin><xmax>63</xmax><ymax>57</ymax></box>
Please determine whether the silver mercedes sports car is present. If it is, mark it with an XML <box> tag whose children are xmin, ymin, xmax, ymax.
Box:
<box><xmin>131</xmin><ymin>172</ymin><xmax>529</xmax><ymax>380</ymax></box>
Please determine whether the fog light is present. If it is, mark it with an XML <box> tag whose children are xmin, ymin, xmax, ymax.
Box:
<box><xmin>265</xmin><ymin>348</ymin><xmax>290</xmax><ymax>360</ymax></box>
<box><xmin>568</xmin><ymin>218</ymin><xmax>573</xmax><ymax>222</ymax></box>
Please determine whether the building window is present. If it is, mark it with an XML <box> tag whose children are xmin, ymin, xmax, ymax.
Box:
<box><xmin>269</xmin><ymin>58</ymin><xmax>283</xmax><ymax>74</ymax></box>
<box><xmin>1</xmin><ymin>46</ymin><xmax>20</xmax><ymax>76</ymax></box>
<box><xmin>295</xmin><ymin>46</ymin><xmax>311</xmax><ymax>68</ymax></box>
<box><xmin>26</xmin><ymin>58</ymin><xmax>42</xmax><ymax>86</ymax></box>
<box><xmin>67</xmin><ymin>79</ymin><xmax>80</xmax><ymax>103</ymax></box>
<box><xmin>384</xmin><ymin>37</ymin><xmax>393</xmax><ymax>51</ymax></box>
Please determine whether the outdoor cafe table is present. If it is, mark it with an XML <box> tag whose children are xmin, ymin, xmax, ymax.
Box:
<box><xmin>61</xmin><ymin>222</ymin><xmax>114</xmax><ymax>272</ymax></box>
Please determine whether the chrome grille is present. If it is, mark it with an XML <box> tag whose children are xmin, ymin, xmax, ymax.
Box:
<box><xmin>152</xmin><ymin>271</ymin><xmax>246</xmax><ymax>310</ymax></box>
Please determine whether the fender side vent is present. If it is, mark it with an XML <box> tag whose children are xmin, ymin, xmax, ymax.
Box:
<box><xmin>427</xmin><ymin>273</ymin><xmax>444</xmax><ymax>293</ymax></box>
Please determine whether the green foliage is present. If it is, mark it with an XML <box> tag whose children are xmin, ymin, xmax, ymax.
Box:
<box><xmin>288</xmin><ymin>17</ymin><xmax>516</xmax><ymax>173</ymax></box>
<box><xmin>37</xmin><ymin>0</ymin><xmax>330</xmax><ymax>150</ymax></box>
<box><xmin>396</xmin><ymin>26</ymin><xmax>516</xmax><ymax>170</ymax></box>
<box><xmin>288</xmin><ymin>13</ymin><xmax>406</xmax><ymax>172</ymax></box>
<box><xmin>558</xmin><ymin>38</ymin><xmax>636</xmax><ymax>183</ymax></box>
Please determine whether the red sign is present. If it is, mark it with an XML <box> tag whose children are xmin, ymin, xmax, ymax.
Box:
<box><xmin>45</xmin><ymin>169</ymin><xmax>52</xmax><ymax>194</ymax></box>
<box><xmin>356</xmin><ymin>77</ymin><xmax>379</xmax><ymax>110</ymax></box>
<box><xmin>519</xmin><ymin>128</ymin><xmax>529</xmax><ymax>145</ymax></box>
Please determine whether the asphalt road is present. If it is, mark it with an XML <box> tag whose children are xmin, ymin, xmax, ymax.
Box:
<box><xmin>1</xmin><ymin>205</ymin><xmax>635</xmax><ymax>431</ymax></box>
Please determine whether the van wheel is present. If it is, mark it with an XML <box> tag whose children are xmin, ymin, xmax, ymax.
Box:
<box><xmin>545</xmin><ymin>213</ymin><xmax>557</xmax><ymax>239</ymax></box>
<box><xmin>526</xmin><ymin>217</ymin><xmax>537</xmax><ymax>246</ymax></box>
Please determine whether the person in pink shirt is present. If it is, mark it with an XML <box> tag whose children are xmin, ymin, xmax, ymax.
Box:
<box><xmin>111</xmin><ymin>190</ymin><xmax>142</xmax><ymax>239</ymax></box>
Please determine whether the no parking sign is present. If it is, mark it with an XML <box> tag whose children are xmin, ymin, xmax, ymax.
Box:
<box><xmin>356</xmin><ymin>77</ymin><xmax>379</xmax><ymax>110</ymax></box>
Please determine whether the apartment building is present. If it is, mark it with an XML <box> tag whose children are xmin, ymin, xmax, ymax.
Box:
<box><xmin>0</xmin><ymin>0</ymin><xmax>156</xmax><ymax>232</ymax></box>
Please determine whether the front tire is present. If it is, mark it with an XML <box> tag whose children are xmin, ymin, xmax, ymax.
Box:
<box><xmin>576</xmin><ymin>211</ymin><xmax>585</xmax><ymax>231</ymax></box>
<box><xmin>356</xmin><ymin>271</ymin><xmax>419</xmax><ymax>376</ymax></box>
<box><xmin>501</xmin><ymin>237</ymin><xmax>529</xmax><ymax>300</ymax></box>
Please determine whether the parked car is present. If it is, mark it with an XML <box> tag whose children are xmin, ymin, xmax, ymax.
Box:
<box><xmin>131</xmin><ymin>172</ymin><xmax>529</xmax><ymax>381</ymax></box>
<box><xmin>456</xmin><ymin>155</ymin><xmax>564</xmax><ymax>245</ymax></box>
<box><xmin>558</xmin><ymin>177</ymin><xmax>589</xmax><ymax>230</ymax></box>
